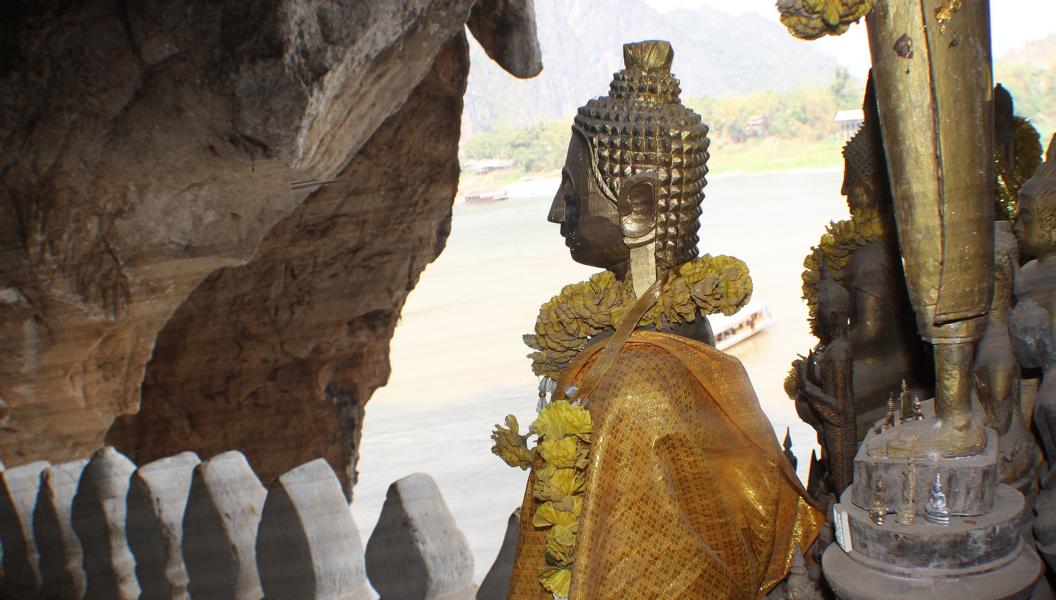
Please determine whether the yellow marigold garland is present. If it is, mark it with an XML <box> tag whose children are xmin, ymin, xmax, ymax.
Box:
<box><xmin>524</xmin><ymin>254</ymin><xmax>753</xmax><ymax>380</ymax></box>
<box><xmin>801</xmin><ymin>208</ymin><xmax>883</xmax><ymax>337</ymax></box>
<box><xmin>491</xmin><ymin>400</ymin><xmax>592</xmax><ymax>598</ymax></box>
<box><xmin>778</xmin><ymin>0</ymin><xmax>873</xmax><ymax>40</ymax></box>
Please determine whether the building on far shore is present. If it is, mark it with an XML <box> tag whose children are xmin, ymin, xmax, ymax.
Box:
<box><xmin>834</xmin><ymin>109</ymin><xmax>864</xmax><ymax>142</ymax></box>
<box><xmin>463</xmin><ymin>159</ymin><xmax>514</xmax><ymax>175</ymax></box>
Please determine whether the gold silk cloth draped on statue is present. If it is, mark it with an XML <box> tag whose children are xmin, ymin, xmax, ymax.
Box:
<box><xmin>508</xmin><ymin>330</ymin><xmax>823</xmax><ymax>599</ymax></box>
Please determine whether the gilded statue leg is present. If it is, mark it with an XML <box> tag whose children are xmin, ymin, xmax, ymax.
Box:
<box><xmin>884</xmin><ymin>343</ymin><xmax>986</xmax><ymax>458</ymax></box>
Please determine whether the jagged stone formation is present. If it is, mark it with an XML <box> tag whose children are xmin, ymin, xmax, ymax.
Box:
<box><xmin>0</xmin><ymin>0</ymin><xmax>541</xmax><ymax>492</ymax></box>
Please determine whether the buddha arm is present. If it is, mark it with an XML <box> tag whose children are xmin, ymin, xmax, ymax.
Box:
<box><xmin>797</xmin><ymin>358</ymin><xmax>842</xmax><ymax>426</ymax></box>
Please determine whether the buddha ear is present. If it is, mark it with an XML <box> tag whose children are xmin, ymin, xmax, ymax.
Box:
<box><xmin>617</xmin><ymin>171</ymin><xmax>658</xmax><ymax>247</ymax></box>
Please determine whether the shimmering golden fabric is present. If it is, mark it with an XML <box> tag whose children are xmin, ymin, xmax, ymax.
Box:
<box><xmin>508</xmin><ymin>331</ymin><xmax>823</xmax><ymax>599</ymax></box>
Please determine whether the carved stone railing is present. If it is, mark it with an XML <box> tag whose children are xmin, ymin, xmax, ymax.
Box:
<box><xmin>0</xmin><ymin>447</ymin><xmax>521</xmax><ymax>600</ymax></box>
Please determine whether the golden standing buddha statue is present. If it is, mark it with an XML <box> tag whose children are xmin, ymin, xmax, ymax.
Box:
<box><xmin>492</xmin><ymin>41</ymin><xmax>821</xmax><ymax>600</ymax></box>
<box><xmin>864</xmin><ymin>0</ymin><xmax>996</xmax><ymax>457</ymax></box>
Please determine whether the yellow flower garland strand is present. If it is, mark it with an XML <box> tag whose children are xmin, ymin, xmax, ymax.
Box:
<box><xmin>530</xmin><ymin>400</ymin><xmax>591</xmax><ymax>598</ymax></box>
<box><xmin>491</xmin><ymin>400</ymin><xmax>592</xmax><ymax>598</ymax></box>
<box><xmin>524</xmin><ymin>254</ymin><xmax>753</xmax><ymax>380</ymax></box>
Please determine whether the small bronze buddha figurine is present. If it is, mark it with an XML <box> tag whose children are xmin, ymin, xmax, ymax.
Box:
<box><xmin>499</xmin><ymin>40</ymin><xmax>822</xmax><ymax>600</ymax></box>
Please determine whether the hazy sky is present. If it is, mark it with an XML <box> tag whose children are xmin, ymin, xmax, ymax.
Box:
<box><xmin>646</xmin><ymin>0</ymin><xmax>1056</xmax><ymax>77</ymax></box>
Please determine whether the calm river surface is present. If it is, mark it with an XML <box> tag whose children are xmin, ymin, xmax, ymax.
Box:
<box><xmin>351</xmin><ymin>169</ymin><xmax>849</xmax><ymax>584</ymax></box>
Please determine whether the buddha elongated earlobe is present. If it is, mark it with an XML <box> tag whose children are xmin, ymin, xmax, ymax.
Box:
<box><xmin>618</xmin><ymin>172</ymin><xmax>658</xmax><ymax>247</ymax></box>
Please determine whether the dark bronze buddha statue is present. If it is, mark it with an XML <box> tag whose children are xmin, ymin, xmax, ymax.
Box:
<box><xmin>1010</xmin><ymin>134</ymin><xmax>1056</xmax><ymax>490</ymax></box>
<box><xmin>497</xmin><ymin>40</ymin><xmax>821</xmax><ymax>600</ymax></box>
<box><xmin>791</xmin><ymin>76</ymin><xmax>927</xmax><ymax>494</ymax></box>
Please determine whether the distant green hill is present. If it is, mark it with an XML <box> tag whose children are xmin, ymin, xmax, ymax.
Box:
<box><xmin>995</xmin><ymin>34</ymin><xmax>1056</xmax><ymax>140</ymax></box>
<box><xmin>463</xmin><ymin>0</ymin><xmax>837</xmax><ymax>134</ymax></box>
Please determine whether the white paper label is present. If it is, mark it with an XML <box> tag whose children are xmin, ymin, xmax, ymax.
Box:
<box><xmin>833</xmin><ymin>505</ymin><xmax>853</xmax><ymax>553</ymax></box>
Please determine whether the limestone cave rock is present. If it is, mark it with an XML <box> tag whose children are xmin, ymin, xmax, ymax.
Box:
<box><xmin>0</xmin><ymin>0</ymin><xmax>540</xmax><ymax>493</ymax></box>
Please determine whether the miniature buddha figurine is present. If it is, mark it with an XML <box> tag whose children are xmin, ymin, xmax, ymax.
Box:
<box><xmin>495</xmin><ymin>41</ymin><xmax>822</xmax><ymax>599</ymax></box>
<box><xmin>1010</xmin><ymin>134</ymin><xmax>1056</xmax><ymax>489</ymax></box>
<box><xmin>924</xmin><ymin>473</ymin><xmax>951</xmax><ymax>526</ymax></box>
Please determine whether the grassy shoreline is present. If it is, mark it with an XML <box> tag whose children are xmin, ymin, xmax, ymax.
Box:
<box><xmin>459</xmin><ymin>138</ymin><xmax>845</xmax><ymax>192</ymax></box>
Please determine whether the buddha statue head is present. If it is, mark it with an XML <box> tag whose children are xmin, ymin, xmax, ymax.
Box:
<box><xmin>840</xmin><ymin>75</ymin><xmax>890</xmax><ymax>219</ymax></box>
<box><xmin>1015</xmin><ymin>134</ymin><xmax>1056</xmax><ymax>261</ymax></box>
<box><xmin>549</xmin><ymin>40</ymin><xmax>710</xmax><ymax>293</ymax></box>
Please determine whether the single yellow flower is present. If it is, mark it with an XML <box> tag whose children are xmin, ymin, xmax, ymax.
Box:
<box><xmin>532</xmin><ymin>501</ymin><xmax>580</xmax><ymax>530</ymax></box>
<box><xmin>533</xmin><ymin>400</ymin><xmax>592</xmax><ymax>441</ymax></box>
<box><xmin>539</xmin><ymin>566</ymin><xmax>572</xmax><ymax>598</ymax></box>
<box><xmin>490</xmin><ymin>415</ymin><xmax>533</xmax><ymax>469</ymax></box>
<box><xmin>534</xmin><ymin>466</ymin><xmax>584</xmax><ymax>502</ymax></box>
<box><xmin>548</xmin><ymin>523</ymin><xmax>576</xmax><ymax>548</ymax></box>
<box><xmin>546</xmin><ymin>528</ymin><xmax>576</xmax><ymax>563</ymax></box>
<box><xmin>552</xmin><ymin>494</ymin><xmax>583</xmax><ymax>517</ymax></box>
<box><xmin>538</xmin><ymin>437</ymin><xmax>579</xmax><ymax>468</ymax></box>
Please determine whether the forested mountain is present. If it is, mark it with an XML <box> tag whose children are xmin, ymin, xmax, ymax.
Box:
<box><xmin>995</xmin><ymin>34</ymin><xmax>1056</xmax><ymax>138</ymax></box>
<box><xmin>463</xmin><ymin>0</ymin><xmax>836</xmax><ymax>134</ymax></box>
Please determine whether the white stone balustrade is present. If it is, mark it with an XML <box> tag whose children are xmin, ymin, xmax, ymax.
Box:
<box><xmin>73</xmin><ymin>447</ymin><xmax>140</xmax><ymax>600</ymax></box>
<box><xmin>256</xmin><ymin>458</ymin><xmax>371</xmax><ymax>600</ymax></box>
<box><xmin>0</xmin><ymin>460</ymin><xmax>49</xmax><ymax>596</ymax></box>
<box><xmin>34</xmin><ymin>459</ymin><xmax>88</xmax><ymax>599</ymax></box>
<box><xmin>127</xmin><ymin>451</ymin><xmax>200</xmax><ymax>600</ymax></box>
<box><xmin>476</xmin><ymin>508</ymin><xmax>520</xmax><ymax>600</ymax></box>
<box><xmin>365</xmin><ymin>472</ymin><xmax>477</xmax><ymax>600</ymax></box>
<box><xmin>0</xmin><ymin>451</ymin><xmax>510</xmax><ymax>600</ymax></box>
<box><xmin>182</xmin><ymin>451</ymin><xmax>265</xmax><ymax>600</ymax></box>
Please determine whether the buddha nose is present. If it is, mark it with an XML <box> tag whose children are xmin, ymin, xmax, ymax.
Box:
<box><xmin>548</xmin><ymin>189</ymin><xmax>566</xmax><ymax>224</ymax></box>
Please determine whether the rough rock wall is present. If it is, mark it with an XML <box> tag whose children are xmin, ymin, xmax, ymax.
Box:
<box><xmin>0</xmin><ymin>0</ymin><xmax>540</xmax><ymax>490</ymax></box>
<box><xmin>108</xmin><ymin>33</ymin><xmax>469</xmax><ymax>494</ymax></box>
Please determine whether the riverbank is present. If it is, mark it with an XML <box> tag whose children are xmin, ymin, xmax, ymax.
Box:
<box><xmin>457</xmin><ymin>137</ymin><xmax>845</xmax><ymax>198</ymax></box>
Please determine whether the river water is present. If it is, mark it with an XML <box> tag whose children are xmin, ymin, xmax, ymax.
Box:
<box><xmin>350</xmin><ymin>169</ymin><xmax>850</xmax><ymax>584</ymax></box>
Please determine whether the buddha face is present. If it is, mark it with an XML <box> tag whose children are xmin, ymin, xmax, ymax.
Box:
<box><xmin>1014</xmin><ymin>194</ymin><xmax>1052</xmax><ymax>260</ymax></box>
<box><xmin>841</xmin><ymin>166</ymin><xmax>874</xmax><ymax>214</ymax></box>
<box><xmin>548</xmin><ymin>132</ymin><xmax>630</xmax><ymax>273</ymax></box>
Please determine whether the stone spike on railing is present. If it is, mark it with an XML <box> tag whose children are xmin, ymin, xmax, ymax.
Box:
<box><xmin>365</xmin><ymin>472</ymin><xmax>476</xmax><ymax>600</ymax></box>
<box><xmin>127</xmin><ymin>451</ymin><xmax>200</xmax><ymax>600</ymax></box>
<box><xmin>476</xmin><ymin>508</ymin><xmax>520</xmax><ymax>600</ymax></box>
<box><xmin>0</xmin><ymin>460</ymin><xmax>50</xmax><ymax>595</ymax></box>
<box><xmin>34</xmin><ymin>459</ymin><xmax>89</xmax><ymax>600</ymax></box>
<box><xmin>72</xmin><ymin>447</ymin><xmax>140</xmax><ymax>600</ymax></box>
<box><xmin>182</xmin><ymin>450</ymin><xmax>266</xmax><ymax>600</ymax></box>
<box><xmin>256</xmin><ymin>458</ymin><xmax>372</xmax><ymax>600</ymax></box>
